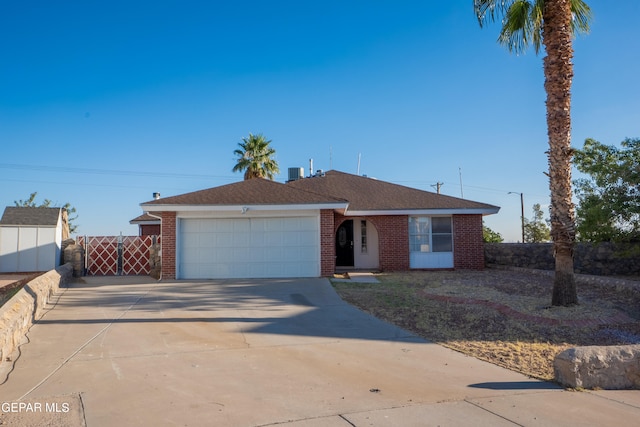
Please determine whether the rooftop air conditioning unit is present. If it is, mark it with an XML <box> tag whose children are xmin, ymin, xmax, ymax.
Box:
<box><xmin>288</xmin><ymin>167</ymin><xmax>304</xmax><ymax>182</ymax></box>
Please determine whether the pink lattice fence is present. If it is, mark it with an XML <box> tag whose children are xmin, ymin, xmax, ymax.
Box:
<box><xmin>78</xmin><ymin>235</ymin><xmax>159</xmax><ymax>276</ymax></box>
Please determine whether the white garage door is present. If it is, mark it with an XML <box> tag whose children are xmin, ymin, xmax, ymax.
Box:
<box><xmin>178</xmin><ymin>217</ymin><xmax>320</xmax><ymax>279</ymax></box>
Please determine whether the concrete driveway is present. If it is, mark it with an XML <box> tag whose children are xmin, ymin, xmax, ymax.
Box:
<box><xmin>1</xmin><ymin>276</ymin><xmax>638</xmax><ymax>426</ymax></box>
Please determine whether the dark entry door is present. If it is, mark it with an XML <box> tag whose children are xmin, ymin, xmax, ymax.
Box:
<box><xmin>336</xmin><ymin>220</ymin><xmax>354</xmax><ymax>266</ymax></box>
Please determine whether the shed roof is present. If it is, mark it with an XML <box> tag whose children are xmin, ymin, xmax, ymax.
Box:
<box><xmin>0</xmin><ymin>207</ymin><xmax>62</xmax><ymax>226</ymax></box>
<box><xmin>129</xmin><ymin>213</ymin><xmax>161</xmax><ymax>224</ymax></box>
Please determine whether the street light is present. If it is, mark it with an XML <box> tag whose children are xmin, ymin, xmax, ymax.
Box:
<box><xmin>508</xmin><ymin>192</ymin><xmax>525</xmax><ymax>243</ymax></box>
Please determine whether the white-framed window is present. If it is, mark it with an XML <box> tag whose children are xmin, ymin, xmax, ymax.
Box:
<box><xmin>361</xmin><ymin>220</ymin><xmax>367</xmax><ymax>253</ymax></box>
<box><xmin>409</xmin><ymin>216</ymin><xmax>452</xmax><ymax>253</ymax></box>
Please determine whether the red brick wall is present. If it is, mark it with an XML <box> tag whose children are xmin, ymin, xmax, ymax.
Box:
<box><xmin>320</xmin><ymin>209</ymin><xmax>335</xmax><ymax>276</ymax></box>
<box><xmin>335</xmin><ymin>214</ymin><xmax>409</xmax><ymax>272</ymax></box>
<box><xmin>160</xmin><ymin>212</ymin><xmax>177</xmax><ymax>279</ymax></box>
<box><xmin>453</xmin><ymin>214</ymin><xmax>484</xmax><ymax>270</ymax></box>
<box><xmin>140</xmin><ymin>224</ymin><xmax>161</xmax><ymax>236</ymax></box>
<box><xmin>157</xmin><ymin>211</ymin><xmax>482</xmax><ymax>279</ymax></box>
<box><xmin>371</xmin><ymin>215</ymin><xmax>409</xmax><ymax>271</ymax></box>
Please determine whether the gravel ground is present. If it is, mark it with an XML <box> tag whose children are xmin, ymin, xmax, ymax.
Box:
<box><xmin>332</xmin><ymin>268</ymin><xmax>640</xmax><ymax>381</ymax></box>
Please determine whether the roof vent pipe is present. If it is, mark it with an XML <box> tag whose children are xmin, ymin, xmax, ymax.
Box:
<box><xmin>309</xmin><ymin>159</ymin><xmax>313</xmax><ymax>177</ymax></box>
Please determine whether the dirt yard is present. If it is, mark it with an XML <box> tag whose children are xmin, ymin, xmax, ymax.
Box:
<box><xmin>332</xmin><ymin>269</ymin><xmax>640</xmax><ymax>381</ymax></box>
<box><xmin>0</xmin><ymin>273</ymin><xmax>42</xmax><ymax>307</ymax></box>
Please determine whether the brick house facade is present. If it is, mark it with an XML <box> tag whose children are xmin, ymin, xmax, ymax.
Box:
<box><xmin>129</xmin><ymin>213</ymin><xmax>161</xmax><ymax>236</ymax></box>
<box><xmin>453</xmin><ymin>214</ymin><xmax>485</xmax><ymax>270</ymax></box>
<box><xmin>142</xmin><ymin>170</ymin><xmax>498</xmax><ymax>280</ymax></box>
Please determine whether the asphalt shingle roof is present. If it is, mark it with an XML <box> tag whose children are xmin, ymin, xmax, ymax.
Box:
<box><xmin>129</xmin><ymin>213</ymin><xmax>161</xmax><ymax>224</ymax></box>
<box><xmin>140</xmin><ymin>170</ymin><xmax>499</xmax><ymax>213</ymax></box>
<box><xmin>0</xmin><ymin>207</ymin><xmax>62</xmax><ymax>226</ymax></box>
<box><xmin>142</xmin><ymin>178</ymin><xmax>346</xmax><ymax>206</ymax></box>
<box><xmin>287</xmin><ymin>170</ymin><xmax>499</xmax><ymax>211</ymax></box>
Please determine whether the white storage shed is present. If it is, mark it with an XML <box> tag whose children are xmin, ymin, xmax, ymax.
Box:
<box><xmin>0</xmin><ymin>207</ymin><xmax>69</xmax><ymax>273</ymax></box>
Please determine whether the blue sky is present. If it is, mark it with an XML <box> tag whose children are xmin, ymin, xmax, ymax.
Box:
<box><xmin>1</xmin><ymin>1</ymin><xmax>638</xmax><ymax>241</ymax></box>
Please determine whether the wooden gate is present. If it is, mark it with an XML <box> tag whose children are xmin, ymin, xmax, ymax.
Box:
<box><xmin>78</xmin><ymin>235</ymin><xmax>159</xmax><ymax>276</ymax></box>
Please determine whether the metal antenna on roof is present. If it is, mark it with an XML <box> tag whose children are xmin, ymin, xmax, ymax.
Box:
<box><xmin>330</xmin><ymin>146</ymin><xmax>333</xmax><ymax>170</ymax></box>
<box><xmin>357</xmin><ymin>153</ymin><xmax>361</xmax><ymax>176</ymax></box>
<box><xmin>459</xmin><ymin>167</ymin><xmax>464</xmax><ymax>199</ymax></box>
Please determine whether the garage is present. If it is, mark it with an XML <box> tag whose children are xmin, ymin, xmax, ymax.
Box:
<box><xmin>178</xmin><ymin>216</ymin><xmax>320</xmax><ymax>279</ymax></box>
<box><xmin>140</xmin><ymin>172</ymin><xmax>497</xmax><ymax>280</ymax></box>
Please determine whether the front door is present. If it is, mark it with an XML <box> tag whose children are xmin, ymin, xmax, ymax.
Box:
<box><xmin>335</xmin><ymin>220</ymin><xmax>354</xmax><ymax>266</ymax></box>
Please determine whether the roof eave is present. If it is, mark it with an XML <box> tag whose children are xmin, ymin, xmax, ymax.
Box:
<box><xmin>343</xmin><ymin>207</ymin><xmax>500</xmax><ymax>216</ymax></box>
<box><xmin>142</xmin><ymin>202</ymin><xmax>349</xmax><ymax>213</ymax></box>
<box><xmin>129</xmin><ymin>220</ymin><xmax>162</xmax><ymax>225</ymax></box>
<box><xmin>0</xmin><ymin>223</ymin><xmax>58</xmax><ymax>227</ymax></box>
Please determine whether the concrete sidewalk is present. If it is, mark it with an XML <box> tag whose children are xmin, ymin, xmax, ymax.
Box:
<box><xmin>0</xmin><ymin>276</ymin><xmax>638</xmax><ymax>426</ymax></box>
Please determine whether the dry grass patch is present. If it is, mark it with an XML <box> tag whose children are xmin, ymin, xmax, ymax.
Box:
<box><xmin>0</xmin><ymin>273</ymin><xmax>43</xmax><ymax>308</ymax></box>
<box><xmin>332</xmin><ymin>269</ymin><xmax>640</xmax><ymax>381</ymax></box>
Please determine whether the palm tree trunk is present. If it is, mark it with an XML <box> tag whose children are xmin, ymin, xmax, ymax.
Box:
<box><xmin>543</xmin><ymin>0</ymin><xmax>578</xmax><ymax>306</ymax></box>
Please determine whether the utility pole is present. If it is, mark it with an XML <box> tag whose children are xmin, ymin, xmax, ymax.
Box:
<box><xmin>431</xmin><ymin>182</ymin><xmax>444</xmax><ymax>194</ymax></box>
<box><xmin>508</xmin><ymin>192</ymin><xmax>525</xmax><ymax>243</ymax></box>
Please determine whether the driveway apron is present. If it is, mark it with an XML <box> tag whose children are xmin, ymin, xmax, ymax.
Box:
<box><xmin>1</xmin><ymin>276</ymin><xmax>639</xmax><ymax>426</ymax></box>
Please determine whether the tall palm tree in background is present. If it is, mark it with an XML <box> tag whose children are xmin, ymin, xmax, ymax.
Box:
<box><xmin>232</xmin><ymin>133</ymin><xmax>280</xmax><ymax>180</ymax></box>
<box><xmin>474</xmin><ymin>0</ymin><xmax>592</xmax><ymax>306</ymax></box>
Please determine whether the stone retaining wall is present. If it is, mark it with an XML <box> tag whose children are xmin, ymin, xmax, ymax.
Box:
<box><xmin>150</xmin><ymin>242</ymin><xmax>161</xmax><ymax>279</ymax></box>
<box><xmin>485</xmin><ymin>242</ymin><xmax>640</xmax><ymax>276</ymax></box>
<box><xmin>0</xmin><ymin>263</ymin><xmax>72</xmax><ymax>374</ymax></box>
<box><xmin>63</xmin><ymin>241</ymin><xmax>85</xmax><ymax>277</ymax></box>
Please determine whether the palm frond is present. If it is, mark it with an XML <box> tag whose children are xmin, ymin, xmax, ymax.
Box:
<box><xmin>570</xmin><ymin>0</ymin><xmax>592</xmax><ymax>34</ymax></box>
<box><xmin>232</xmin><ymin>133</ymin><xmax>280</xmax><ymax>180</ymax></box>
<box><xmin>474</xmin><ymin>0</ymin><xmax>513</xmax><ymax>27</ymax></box>
<box><xmin>475</xmin><ymin>0</ymin><xmax>592</xmax><ymax>55</ymax></box>
<box><xmin>498</xmin><ymin>0</ymin><xmax>537</xmax><ymax>54</ymax></box>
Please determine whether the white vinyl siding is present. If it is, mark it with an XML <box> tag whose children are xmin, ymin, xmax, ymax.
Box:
<box><xmin>0</xmin><ymin>226</ymin><xmax>61</xmax><ymax>272</ymax></box>
<box><xmin>178</xmin><ymin>216</ymin><xmax>320</xmax><ymax>279</ymax></box>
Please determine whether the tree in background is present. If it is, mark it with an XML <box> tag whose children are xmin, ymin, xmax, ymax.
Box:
<box><xmin>232</xmin><ymin>133</ymin><xmax>280</xmax><ymax>180</ymax></box>
<box><xmin>524</xmin><ymin>203</ymin><xmax>551</xmax><ymax>243</ymax></box>
<box><xmin>14</xmin><ymin>192</ymin><xmax>79</xmax><ymax>234</ymax></box>
<box><xmin>474</xmin><ymin>0</ymin><xmax>592</xmax><ymax>306</ymax></box>
<box><xmin>483</xmin><ymin>222</ymin><xmax>504</xmax><ymax>243</ymax></box>
<box><xmin>573</xmin><ymin>137</ymin><xmax>640</xmax><ymax>242</ymax></box>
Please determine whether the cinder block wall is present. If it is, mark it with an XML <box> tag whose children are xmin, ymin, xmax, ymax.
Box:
<box><xmin>485</xmin><ymin>242</ymin><xmax>640</xmax><ymax>276</ymax></box>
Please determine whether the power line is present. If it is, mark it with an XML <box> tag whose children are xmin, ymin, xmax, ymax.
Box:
<box><xmin>0</xmin><ymin>163</ymin><xmax>234</xmax><ymax>181</ymax></box>
<box><xmin>0</xmin><ymin>177</ymin><xmax>200</xmax><ymax>193</ymax></box>
<box><xmin>1</xmin><ymin>162</ymin><xmax>552</xmax><ymax>200</ymax></box>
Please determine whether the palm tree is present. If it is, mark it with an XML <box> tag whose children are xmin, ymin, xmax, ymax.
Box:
<box><xmin>474</xmin><ymin>0</ymin><xmax>592</xmax><ymax>306</ymax></box>
<box><xmin>232</xmin><ymin>133</ymin><xmax>280</xmax><ymax>180</ymax></box>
